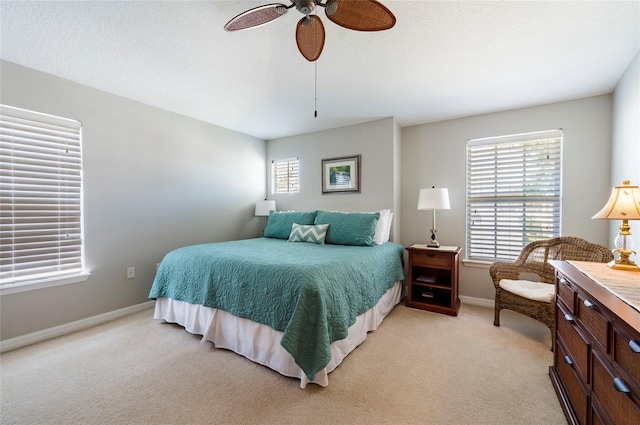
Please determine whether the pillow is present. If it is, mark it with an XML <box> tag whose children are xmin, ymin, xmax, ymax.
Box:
<box><xmin>264</xmin><ymin>211</ymin><xmax>317</xmax><ymax>239</ymax></box>
<box><xmin>372</xmin><ymin>209</ymin><xmax>391</xmax><ymax>245</ymax></box>
<box><xmin>288</xmin><ymin>223</ymin><xmax>329</xmax><ymax>244</ymax></box>
<box><xmin>315</xmin><ymin>211</ymin><xmax>380</xmax><ymax>246</ymax></box>
<box><xmin>383</xmin><ymin>212</ymin><xmax>393</xmax><ymax>242</ymax></box>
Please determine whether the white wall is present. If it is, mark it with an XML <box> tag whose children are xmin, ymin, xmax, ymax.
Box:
<box><xmin>611</xmin><ymin>51</ymin><xmax>640</xmax><ymax>258</ymax></box>
<box><xmin>266</xmin><ymin>117</ymin><xmax>401</xmax><ymax>241</ymax></box>
<box><xmin>0</xmin><ymin>61</ymin><xmax>266</xmax><ymax>340</ymax></box>
<box><xmin>401</xmin><ymin>95</ymin><xmax>613</xmax><ymax>301</ymax></box>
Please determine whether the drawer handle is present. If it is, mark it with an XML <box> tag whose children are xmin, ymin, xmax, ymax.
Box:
<box><xmin>564</xmin><ymin>313</ymin><xmax>576</xmax><ymax>323</ymax></box>
<box><xmin>559</xmin><ymin>277</ymin><xmax>569</xmax><ymax>286</ymax></box>
<box><xmin>630</xmin><ymin>339</ymin><xmax>640</xmax><ymax>353</ymax></box>
<box><xmin>583</xmin><ymin>299</ymin><xmax>596</xmax><ymax>309</ymax></box>
<box><xmin>427</xmin><ymin>254</ymin><xmax>435</xmax><ymax>258</ymax></box>
<box><xmin>613</xmin><ymin>377</ymin><xmax>631</xmax><ymax>393</ymax></box>
<box><xmin>563</xmin><ymin>355</ymin><xmax>573</xmax><ymax>366</ymax></box>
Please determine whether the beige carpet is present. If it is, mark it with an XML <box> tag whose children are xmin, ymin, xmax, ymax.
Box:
<box><xmin>1</xmin><ymin>303</ymin><xmax>567</xmax><ymax>425</ymax></box>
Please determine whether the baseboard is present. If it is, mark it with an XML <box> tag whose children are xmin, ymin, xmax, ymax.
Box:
<box><xmin>0</xmin><ymin>300</ymin><xmax>155</xmax><ymax>353</ymax></box>
<box><xmin>460</xmin><ymin>295</ymin><xmax>494</xmax><ymax>309</ymax></box>
<box><xmin>1</xmin><ymin>297</ymin><xmax>494</xmax><ymax>353</ymax></box>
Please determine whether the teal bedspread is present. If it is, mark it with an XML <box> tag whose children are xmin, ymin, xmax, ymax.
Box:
<box><xmin>148</xmin><ymin>237</ymin><xmax>405</xmax><ymax>380</ymax></box>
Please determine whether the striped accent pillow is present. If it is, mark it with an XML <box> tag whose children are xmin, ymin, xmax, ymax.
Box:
<box><xmin>288</xmin><ymin>223</ymin><xmax>329</xmax><ymax>244</ymax></box>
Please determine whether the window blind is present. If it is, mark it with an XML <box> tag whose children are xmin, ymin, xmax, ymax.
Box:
<box><xmin>466</xmin><ymin>130</ymin><xmax>562</xmax><ymax>262</ymax></box>
<box><xmin>0</xmin><ymin>105</ymin><xmax>84</xmax><ymax>286</ymax></box>
<box><xmin>272</xmin><ymin>158</ymin><xmax>299</xmax><ymax>194</ymax></box>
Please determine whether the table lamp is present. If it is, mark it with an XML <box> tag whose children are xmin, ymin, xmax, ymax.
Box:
<box><xmin>592</xmin><ymin>180</ymin><xmax>640</xmax><ymax>271</ymax></box>
<box><xmin>255</xmin><ymin>199</ymin><xmax>276</xmax><ymax>230</ymax></box>
<box><xmin>418</xmin><ymin>187</ymin><xmax>450</xmax><ymax>248</ymax></box>
<box><xmin>255</xmin><ymin>199</ymin><xmax>276</xmax><ymax>217</ymax></box>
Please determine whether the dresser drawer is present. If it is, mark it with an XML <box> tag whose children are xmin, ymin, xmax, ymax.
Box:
<box><xmin>558</xmin><ymin>303</ymin><xmax>590</xmax><ymax>384</ymax></box>
<box><xmin>557</xmin><ymin>273</ymin><xmax>577</xmax><ymax>313</ymax></box>
<box><xmin>591</xmin><ymin>402</ymin><xmax>607</xmax><ymax>425</ymax></box>
<box><xmin>592</xmin><ymin>350</ymin><xmax>640</xmax><ymax>425</ymax></box>
<box><xmin>556</xmin><ymin>339</ymin><xmax>589</xmax><ymax>425</ymax></box>
<box><xmin>411</xmin><ymin>251</ymin><xmax>451</xmax><ymax>268</ymax></box>
<box><xmin>614</xmin><ymin>324</ymin><xmax>640</xmax><ymax>392</ymax></box>
<box><xmin>577</xmin><ymin>294</ymin><xmax>611</xmax><ymax>354</ymax></box>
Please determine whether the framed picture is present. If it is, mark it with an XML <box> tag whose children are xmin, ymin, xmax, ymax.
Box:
<box><xmin>322</xmin><ymin>155</ymin><xmax>361</xmax><ymax>194</ymax></box>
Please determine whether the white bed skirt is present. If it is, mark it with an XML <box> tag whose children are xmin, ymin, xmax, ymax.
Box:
<box><xmin>153</xmin><ymin>280</ymin><xmax>402</xmax><ymax>388</ymax></box>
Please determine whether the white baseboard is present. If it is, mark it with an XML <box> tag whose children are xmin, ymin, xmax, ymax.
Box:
<box><xmin>460</xmin><ymin>295</ymin><xmax>494</xmax><ymax>309</ymax></box>
<box><xmin>0</xmin><ymin>301</ymin><xmax>155</xmax><ymax>353</ymax></box>
<box><xmin>1</xmin><ymin>297</ymin><xmax>494</xmax><ymax>353</ymax></box>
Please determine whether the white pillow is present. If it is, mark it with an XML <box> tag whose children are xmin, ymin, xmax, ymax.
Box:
<box><xmin>372</xmin><ymin>209</ymin><xmax>391</xmax><ymax>245</ymax></box>
<box><xmin>383</xmin><ymin>212</ymin><xmax>393</xmax><ymax>243</ymax></box>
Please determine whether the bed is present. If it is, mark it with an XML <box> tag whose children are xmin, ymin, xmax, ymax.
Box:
<box><xmin>149</xmin><ymin>210</ymin><xmax>404</xmax><ymax>387</ymax></box>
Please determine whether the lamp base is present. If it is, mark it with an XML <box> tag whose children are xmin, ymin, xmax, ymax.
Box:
<box><xmin>427</xmin><ymin>229</ymin><xmax>440</xmax><ymax>248</ymax></box>
<box><xmin>608</xmin><ymin>249</ymin><xmax>640</xmax><ymax>271</ymax></box>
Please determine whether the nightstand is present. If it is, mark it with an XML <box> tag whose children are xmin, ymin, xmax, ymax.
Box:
<box><xmin>405</xmin><ymin>245</ymin><xmax>461</xmax><ymax>316</ymax></box>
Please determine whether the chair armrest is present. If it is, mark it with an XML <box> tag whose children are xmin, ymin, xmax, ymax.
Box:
<box><xmin>490</xmin><ymin>261</ymin><xmax>550</xmax><ymax>287</ymax></box>
<box><xmin>489</xmin><ymin>262</ymin><xmax>521</xmax><ymax>286</ymax></box>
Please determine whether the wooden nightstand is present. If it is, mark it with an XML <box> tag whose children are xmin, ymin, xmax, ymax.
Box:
<box><xmin>405</xmin><ymin>245</ymin><xmax>461</xmax><ymax>316</ymax></box>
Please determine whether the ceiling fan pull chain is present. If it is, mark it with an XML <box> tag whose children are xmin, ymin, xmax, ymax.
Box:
<box><xmin>314</xmin><ymin>35</ymin><xmax>318</xmax><ymax>118</ymax></box>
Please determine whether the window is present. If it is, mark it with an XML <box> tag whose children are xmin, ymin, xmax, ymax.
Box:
<box><xmin>1</xmin><ymin>104</ymin><xmax>85</xmax><ymax>288</ymax></box>
<box><xmin>272</xmin><ymin>158</ymin><xmax>299</xmax><ymax>194</ymax></box>
<box><xmin>466</xmin><ymin>129</ymin><xmax>562</xmax><ymax>263</ymax></box>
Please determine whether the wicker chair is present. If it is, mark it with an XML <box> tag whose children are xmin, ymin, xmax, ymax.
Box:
<box><xmin>490</xmin><ymin>236</ymin><xmax>613</xmax><ymax>343</ymax></box>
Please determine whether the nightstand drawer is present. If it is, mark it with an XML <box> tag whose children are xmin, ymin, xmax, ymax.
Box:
<box><xmin>411</xmin><ymin>251</ymin><xmax>451</xmax><ymax>268</ymax></box>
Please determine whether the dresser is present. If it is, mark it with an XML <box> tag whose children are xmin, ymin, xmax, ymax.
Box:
<box><xmin>549</xmin><ymin>260</ymin><xmax>640</xmax><ymax>425</ymax></box>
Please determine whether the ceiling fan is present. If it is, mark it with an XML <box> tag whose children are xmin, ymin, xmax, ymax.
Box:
<box><xmin>224</xmin><ymin>0</ymin><xmax>396</xmax><ymax>62</ymax></box>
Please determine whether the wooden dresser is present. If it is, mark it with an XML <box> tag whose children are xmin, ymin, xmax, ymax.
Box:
<box><xmin>549</xmin><ymin>260</ymin><xmax>640</xmax><ymax>425</ymax></box>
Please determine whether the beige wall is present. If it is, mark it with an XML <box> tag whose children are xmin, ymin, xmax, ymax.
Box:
<box><xmin>266</xmin><ymin>117</ymin><xmax>402</xmax><ymax>241</ymax></box>
<box><xmin>400</xmin><ymin>95</ymin><xmax>613</xmax><ymax>301</ymax></box>
<box><xmin>0</xmin><ymin>61</ymin><xmax>266</xmax><ymax>341</ymax></box>
<box><xmin>3</xmin><ymin>51</ymin><xmax>637</xmax><ymax>342</ymax></box>
<box><xmin>611</xmin><ymin>51</ymin><xmax>640</xmax><ymax>256</ymax></box>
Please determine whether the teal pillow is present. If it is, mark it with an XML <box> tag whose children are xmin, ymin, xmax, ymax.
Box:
<box><xmin>288</xmin><ymin>223</ymin><xmax>329</xmax><ymax>244</ymax></box>
<box><xmin>263</xmin><ymin>211</ymin><xmax>317</xmax><ymax>239</ymax></box>
<box><xmin>315</xmin><ymin>211</ymin><xmax>380</xmax><ymax>246</ymax></box>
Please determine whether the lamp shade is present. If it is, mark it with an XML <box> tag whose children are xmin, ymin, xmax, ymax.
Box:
<box><xmin>255</xmin><ymin>200</ymin><xmax>276</xmax><ymax>217</ymax></box>
<box><xmin>592</xmin><ymin>181</ymin><xmax>640</xmax><ymax>220</ymax></box>
<box><xmin>417</xmin><ymin>187</ymin><xmax>450</xmax><ymax>210</ymax></box>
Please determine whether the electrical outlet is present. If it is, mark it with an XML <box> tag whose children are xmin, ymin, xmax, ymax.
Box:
<box><xmin>127</xmin><ymin>267</ymin><xmax>135</xmax><ymax>279</ymax></box>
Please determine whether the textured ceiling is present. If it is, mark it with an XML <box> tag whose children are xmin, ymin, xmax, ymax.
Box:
<box><xmin>1</xmin><ymin>1</ymin><xmax>639</xmax><ymax>140</ymax></box>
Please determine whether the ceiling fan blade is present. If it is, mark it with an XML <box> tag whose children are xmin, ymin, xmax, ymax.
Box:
<box><xmin>224</xmin><ymin>3</ymin><xmax>288</xmax><ymax>31</ymax></box>
<box><xmin>296</xmin><ymin>15</ymin><xmax>325</xmax><ymax>62</ymax></box>
<box><xmin>325</xmin><ymin>0</ymin><xmax>396</xmax><ymax>31</ymax></box>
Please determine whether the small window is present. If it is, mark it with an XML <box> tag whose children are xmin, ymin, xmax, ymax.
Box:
<box><xmin>0</xmin><ymin>104</ymin><xmax>85</xmax><ymax>287</ymax></box>
<box><xmin>272</xmin><ymin>158</ymin><xmax>299</xmax><ymax>194</ymax></box>
<box><xmin>466</xmin><ymin>129</ymin><xmax>563</xmax><ymax>263</ymax></box>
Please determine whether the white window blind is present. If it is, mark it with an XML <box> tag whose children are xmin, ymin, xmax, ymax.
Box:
<box><xmin>466</xmin><ymin>130</ymin><xmax>562</xmax><ymax>262</ymax></box>
<box><xmin>0</xmin><ymin>104</ymin><xmax>84</xmax><ymax>286</ymax></box>
<box><xmin>272</xmin><ymin>158</ymin><xmax>299</xmax><ymax>194</ymax></box>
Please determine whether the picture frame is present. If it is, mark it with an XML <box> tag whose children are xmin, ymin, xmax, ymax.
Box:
<box><xmin>322</xmin><ymin>155</ymin><xmax>361</xmax><ymax>194</ymax></box>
